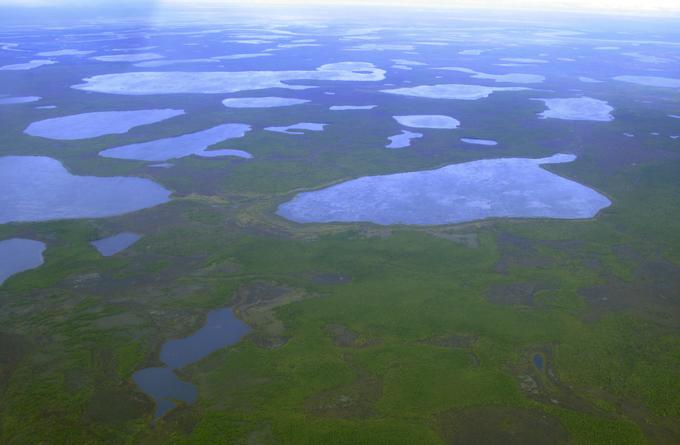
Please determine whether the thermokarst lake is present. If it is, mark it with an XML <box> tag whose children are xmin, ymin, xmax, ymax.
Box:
<box><xmin>0</xmin><ymin>238</ymin><xmax>46</xmax><ymax>285</ymax></box>
<box><xmin>133</xmin><ymin>308</ymin><xmax>251</xmax><ymax>419</ymax></box>
<box><xmin>393</xmin><ymin>115</ymin><xmax>460</xmax><ymax>129</ymax></box>
<box><xmin>265</xmin><ymin>122</ymin><xmax>327</xmax><ymax>134</ymax></box>
<box><xmin>381</xmin><ymin>84</ymin><xmax>529</xmax><ymax>100</ymax></box>
<box><xmin>0</xmin><ymin>156</ymin><xmax>171</xmax><ymax>223</ymax></box>
<box><xmin>387</xmin><ymin>130</ymin><xmax>423</xmax><ymax>148</ymax></box>
<box><xmin>91</xmin><ymin>232</ymin><xmax>142</xmax><ymax>256</ymax></box>
<box><xmin>536</xmin><ymin>97</ymin><xmax>614</xmax><ymax>121</ymax></box>
<box><xmin>278</xmin><ymin>154</ymin><xmax>611</xmax><ymax>225</ymax></box>
<box><xmin>222</xmin><ymin>96</ymin><xmax>309</xmax><ymax>108</ymax></box>
<box><xmin>99</xmin><ymin>124</ymin><xmax>252</xmax><ymax>161</ymax></box>
<box><xmin>461</xmin><ymin>137</ymin><xmax>498</xmax><ymax>146</ymax></box>
<box><xmin>24</xmin><ymin>109</ymin><xmax>185</xmax><ymax>140</ymax></box>
<box><xmin>0</xmin><ymin>96</ymin><xmax>41</xmax><ymax>105</ymax></box>
<box><xmin>72</xmin><ymin>62</ymin><xmax>386</xmax><ymax>94</ymax></box>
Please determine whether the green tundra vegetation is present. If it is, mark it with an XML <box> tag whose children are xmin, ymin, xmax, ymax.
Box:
<box><xmin>1</xmin><ymin>19</ymin><xmax>680</xmax><ymax>445</ymax></box>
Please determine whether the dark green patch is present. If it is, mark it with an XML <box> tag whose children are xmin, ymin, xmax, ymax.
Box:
<box><xmin>437</xmin><ymin>406</ymin><xmax>569</xmax><ymax>445</ymax></box>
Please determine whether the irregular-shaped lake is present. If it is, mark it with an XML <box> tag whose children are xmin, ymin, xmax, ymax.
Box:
<box><xmin>613</xmin><ymin>75</ymin><xmax>680</xmax><ymax>88</ymax></box>
<box><xmin>536</xmin><ymin>97</ymin><xmax>614</xmax><ymax>122</ymax></box>
<box><xmin>91</xmin><ymin>232</ymin><xmax>141</xmax><ymax>256</ymax></box>
<box><xmin>499</xmin><ymin>57</ymin><xmax>548</xmax><ymax>64</ymax></box>
<box><xmin>461</xmin><ymin>138</ymin><xmax>498</xmax><ymax>146</ymax></box>
<box><xmin>36</xmin><ymin>49</ymin><xmax>94</xmax><ymax>57</ymax></box>
<box><xmin>0</xmin><ymin>238</ymin><xmax>46</xmax><ymax>285</ymax></box>
<box><xmin>25</xmin><ymin>109</ymin><xmax>185</xmax><ymax>140</ymax></box>
<box><xmin>381</xmin><ymin>84</ymin><xmax>528</xmax><ymax>100</ymax></box>
<box><xmin>265</xmin><ymin>123</ymin><xmax>326</xmax><ymax>134</ymax></box>
<box><xmin>100</xmin><ymin>124</ymin><xmax>251</xmax><ymax>161</ymax></box>
<box><xmin>222</xmin><ymin>97</ymin><xmax>309</xmax><ymax>108</ymax></box>
<box><xmin>73</xmin><ymin>62</ymin><xmax>385</xmax><ymax>95</ymax></box>
<box><xmin>92</xmin><ymin>52</ymin><xmax>163</xmax><ymax>62</ymax></box>
<box><xmin>0</xmin><ymin>96</ymin><xmax>41</xmax><ymax>105</ymax></box>
<box><xmin>330</xmin><ymin>105</ymin><xmax>377</xmax><ymax>111</ymax></box>
<box><xmin>277</xmin><ymin>154</ymin><xmax>611</xmax><ymax>225</ymax></box>
<box><xmin>0</xmin><ymin>60</ymin><xmax>56</xmax><ymax>71</ymax></box>
<box><xmin>394</xmin><ymin>115</ymin><xmax>460</xmax><ymax>129</ymax></box>
<box><xmin>0</xmin><ymin>156</ymin><xmax>171</xmax><ymax>224</ymax></box>
<box><xmin>436</xmin><ymin>67</ymin><xmax>545</xmax><ymax>84</ymax></box>
<box><xmin>386</xmin><ymin>130</ymin><xmax>423</xmax><ymax>148</ymax></box>
<box><xmin>133</xmin><ymin>308</ymin><xmax>250</xmax><ymax>419</ymax></box>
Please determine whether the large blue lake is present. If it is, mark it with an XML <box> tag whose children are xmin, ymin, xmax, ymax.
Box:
<box><xmin>0</xmin><ymin>156</ymin><xmax>171</xmax><ymax>224</ymax></box>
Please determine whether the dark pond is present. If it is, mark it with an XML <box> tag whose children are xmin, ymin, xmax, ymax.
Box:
<box><xmin>533</xmin><ymin>353</ymin><xmax>544</xmax><ymax>370</ymax></box>
<box><xmin>133</xmin><ymin>308</ymin><xmax>250</xmax><ymax>419</ymax></box>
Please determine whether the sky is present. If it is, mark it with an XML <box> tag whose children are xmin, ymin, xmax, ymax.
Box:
<box><xmin>2</xmin><ymin>0</ymin><xmax>680</xmax><ymax>15</ymax></box>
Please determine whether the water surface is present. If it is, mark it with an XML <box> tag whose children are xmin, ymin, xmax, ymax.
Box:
<box><xmin>278</xmin><ymin>154</ymin><xmax>611</xmax><ymax>225</ymax></box>
<box><xmin>536</xmin><ymin>97</ymin><xmax>614</xmax><ymax>121</ymax></box>
<box><xmin>381</xmin><ymin>84</ymin><xmax>528</xmax><ymax>100</ymax></box>
<box><xmin>100</xmin><ymin>124</ymin><xmax>251</xmax><ymax>161</ymax></box>
<box><xmin>25</xmin><ymin>109</ymin><xmax>184</xmax><ymax>140</ymax></box>
<box><xmin>0</xmin><ymin>156</ymin><xmax>171</xmax><ymax>224</ymax></box>
<box><xmin>222</xmin><ymin>97</ymin><xmax>309</xmax><ymax>108</ymax></box>
<box><xmin>133</xmin><ymin>308</ymin><xmax>250</xmax><ymax>419</ymax></box>
<box><xmin>0</xmin><ymin>60</ymin><xmax>56</xmax><ymax>71</ymax></box>
<box><xmin>73</xmin><ymin>62</ymin><xmax>385</xmax><ymax>95</ymax></box>
<box><xmin>394</xmin><ymin>115</ymin><xmax>460</xmax><ymax>129</ymax></box>
<box><xmin>0</xmin><ymin>238</ymin><xmax>46</xmax><ymax>285</ymax></box>
<box><xmin>330</xmin><ymin>105</ymin><xmax>377</xmax><ymax>111</ymax></box>
<box><xmin>386</xmin><ymin>130</ymin><xmax>423</xmax><ymax>148</ymax></box>
<box><xmin>533</xmin><ymin>354</ymin><xmax>544</xmax><ymax>370</ymax></box>
<box><xmin>265</xmin><ymin>123</ymin><xmax>326</xmax><ymax>134</ymax></box>
<box><xmin>91</xmin><ymin>232</ymin><xmax>141</xmax><ymax>256</ymax></box>
<box><xmin>0</xmin><ymin>96</ymin><xmax>41</xmax><ymax>105</ymax></box>
<box><xmin>461</xmin><ymin>138</ymin><xmax>498</xmax><ymax>146</ymax></box>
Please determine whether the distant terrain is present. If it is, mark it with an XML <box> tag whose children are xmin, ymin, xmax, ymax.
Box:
<box><xmin>1</xmin><ymin>5</ymin><xmax>679</xmax><ymax>444</ymax></box>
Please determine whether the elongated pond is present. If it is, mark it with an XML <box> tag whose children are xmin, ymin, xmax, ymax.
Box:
<box><xmin>25</xmin><ymin>109</ymin><xmax>184</xmax><ymax>140</ymax></box>
<box><xmin>133</xmin><ymin>308</ymin><xmax>250</xmax><ymax>419</ymax></box>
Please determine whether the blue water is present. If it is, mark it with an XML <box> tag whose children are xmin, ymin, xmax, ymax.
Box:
<box><xmin>533</xmin><ymin>354</ymin><xmax>544</xmax><ymax>370</ymax></box>
<box><xmin>132</xmin><ymin>367</ymin><xmax>198</xmax><ymax>419</ymax></box>
<box><xmin>0</xmin><ymin>238</ymin><xmax>46</xmax><ymax>285</ymax></box>
<box><xmin>133</xmin><ymin>308</ymin><xmax>250</xmax><ymax>419</ymax></box>
<box><xmin>0</xmin><ymin>156</ymin><xmax>171</xmax><ymax>224</ymax></box>
<box><xmin>91</xmin><ymin>232</ymin><xmax>141</xmax><ymax>256</ymax></box>
<box><xmin>160</xmin><ymin>308</ymin><xmax>252</xmax><ymax>369</ymax></box>
<box><xmin>277</xmin><ymin>154</ymin><xmax>611</xmax><ymax>225</ymax></box>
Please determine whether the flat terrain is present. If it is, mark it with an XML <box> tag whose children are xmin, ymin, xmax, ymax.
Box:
<box><xmin>0</xmin><ymin>7</ymin><xmax>679</xmax><ymax>444</ymax></box>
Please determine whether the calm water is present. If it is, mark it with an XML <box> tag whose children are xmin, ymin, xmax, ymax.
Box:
<box><xmin>0</xmin><ymin>238</ymin><xmax>46</xmax><ymax>285</ymax></box>
<box><xmin>99</xmin><ymin>123</ymin><xmax>251</xmax><ymax>161</ymax></box>
<box><xmin>0</xmin><ymin>156</ymin><xmax>171</xmax><ymax>224</ymax></box>
<box><xmin>386</xmin><ymin>130</ymin><xmax>423</xmax><ymax>149</ymax></box>
<box><xmin>133</xmin><ymin>308</ymin><xmax>250</xmax><ymax>419</ymax></box>
<box><xmin>278</xmin><ymin>154</ymin><xmax>611</xmax><ymax>225</ymax></box>
<box><xmin>91</xmin><ymin>232</ymin><xmax>141</xmax><ymax>256</ymax></box>
<box><xmin>25</xmin><ymin>109</ymin><xmax>184</xmax><ymax>140</ymax></box>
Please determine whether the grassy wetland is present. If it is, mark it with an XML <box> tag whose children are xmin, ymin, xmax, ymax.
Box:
<box><xmin>1</xmin><ymin>5</ymin><xmax>680</xmax><ymax>444</ymax></box>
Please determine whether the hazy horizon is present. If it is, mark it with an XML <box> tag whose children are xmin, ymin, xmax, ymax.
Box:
<box><xmin>2</xmin><ymin>0</ymin><xmax>680</xmax><ymax>16</ymax></box>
